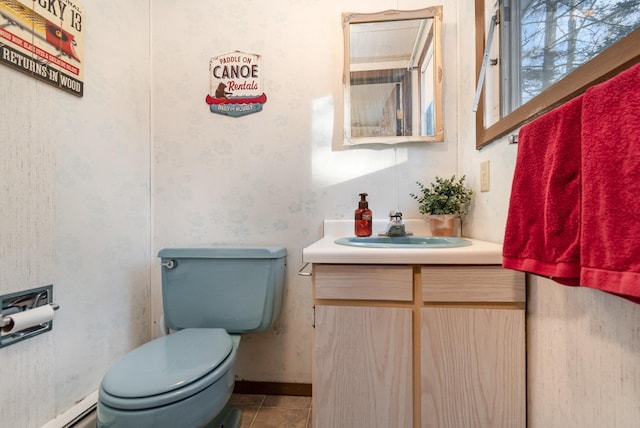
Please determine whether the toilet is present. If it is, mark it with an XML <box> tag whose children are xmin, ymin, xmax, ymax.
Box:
<box><xmin>96</xmin><ymin>246</ymin><xmax>287</xmax><ymax>428</ymax></box>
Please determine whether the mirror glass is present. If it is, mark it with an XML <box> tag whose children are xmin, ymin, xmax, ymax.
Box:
<box><xmin>343</xmin><ymin>8</ymin><xmax>443</xmax><ymax>145</ymax></box>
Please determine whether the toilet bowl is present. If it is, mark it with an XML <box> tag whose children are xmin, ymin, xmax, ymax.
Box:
<box><xmin>97</xmin><ymin>247</ymin><xmax>286</xmax><ymax>428</ymax></box>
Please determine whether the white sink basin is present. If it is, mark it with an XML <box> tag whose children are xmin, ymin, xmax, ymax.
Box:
<box><xmin>334</xmin><ymin>236</ymin><xmax>472</xmax><ymax>248</ymax></box>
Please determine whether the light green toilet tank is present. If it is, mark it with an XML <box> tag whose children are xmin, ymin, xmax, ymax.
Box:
<box><xmin>158</xmin><ymin>247</ymin><xmax>287</xmax><ymax>333</ymax></box>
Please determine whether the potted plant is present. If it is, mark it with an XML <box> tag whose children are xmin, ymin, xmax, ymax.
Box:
<box><xmin>410</xmin><ymin>175</ymin><xmax>473</xmax><ymax>236</ymax></box>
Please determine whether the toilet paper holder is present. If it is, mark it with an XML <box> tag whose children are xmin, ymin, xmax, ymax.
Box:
<box><xmin>0</xmin><ymin>285</ymin><xmax>59</xmax><ymax>349</ymax></box>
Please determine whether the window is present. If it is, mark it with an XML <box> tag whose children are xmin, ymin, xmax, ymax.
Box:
<box><xmin>475</xmin><ymin>0</ymin><xmax>640</xmax><ymax>148</ymax></box>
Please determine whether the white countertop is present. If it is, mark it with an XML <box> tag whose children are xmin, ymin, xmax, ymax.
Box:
<box><xmin>303</xmin><ymin>219</ymin><xmax>504</xmax><ymax>265</ymax></box>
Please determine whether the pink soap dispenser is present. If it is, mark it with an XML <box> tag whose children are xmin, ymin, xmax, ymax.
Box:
<box><xmin>354</xmin><ymin>193</ymin><xmax>373</xmax><ymax>237</ymax></box>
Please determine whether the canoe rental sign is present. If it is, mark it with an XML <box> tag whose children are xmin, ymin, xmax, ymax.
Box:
<box><xmin>206</xmin><ymin>51</ymin><xmax>266</xmax><ymax>117</ymax></box>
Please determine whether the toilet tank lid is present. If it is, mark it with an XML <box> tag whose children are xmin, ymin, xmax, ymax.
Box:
<box><xmin>158</xmin><ymin>246</ymin><xmax>287</xmax><ymax>259</ymax></box>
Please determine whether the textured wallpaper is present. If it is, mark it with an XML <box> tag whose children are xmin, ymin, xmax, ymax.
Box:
<box><xmin>0</xmin><ymin>1</ymin><xmax>151</xmax><ymax>426</ymax></box>
<box><xmin>151</xmin><ymin>0</ymin><xmax>460</xmax><ymax>383</ymax></box>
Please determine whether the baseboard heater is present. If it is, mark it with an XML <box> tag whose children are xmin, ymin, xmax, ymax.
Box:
<box><xmin>40</xmin><ymin>390</ymin><xmax>98</xmax><ymax>428</ymax></box>
<box><xmin>41</xmin><ymin>382</ymin><xmax>312</xmax><ymax>427</ymax></box>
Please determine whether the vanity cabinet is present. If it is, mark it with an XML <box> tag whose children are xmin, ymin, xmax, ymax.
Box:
<box><xmin>312</xmin><ymin>264</ymin><xmax>525</xmax><ymax>428</ymax></box>
<box><xmin>313</xmin><ymin>265</ymin><xmax>414</xmax><ymax>427</ymax></box>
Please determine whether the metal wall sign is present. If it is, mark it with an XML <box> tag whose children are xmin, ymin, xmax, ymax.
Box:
<box><xmin>0</xmin><ymin>0</ymin><xmax>85</xmax><ymax>97</ymax></box>
<box><xmin>205</xmin><ymin>50</ymin><xmax>267</xmax><ymax>117</ymax></box>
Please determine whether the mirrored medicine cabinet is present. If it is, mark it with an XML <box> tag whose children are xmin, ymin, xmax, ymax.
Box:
<box><xmin>343</xmin><ymin>7</ymin><xmax>443</xmax><ymax>146</ymax></box>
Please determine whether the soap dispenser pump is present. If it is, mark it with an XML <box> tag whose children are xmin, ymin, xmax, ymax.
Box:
<box><xmin>354</xmin><ymin>193</ymin><xmax>373</xmax><ymax>237</ymax></box>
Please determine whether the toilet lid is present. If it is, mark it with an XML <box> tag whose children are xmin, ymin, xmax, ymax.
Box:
<box><xmin>101</xmin><ymin>328</ymin><xmax>232</xmax><ymax>399</ymax></box>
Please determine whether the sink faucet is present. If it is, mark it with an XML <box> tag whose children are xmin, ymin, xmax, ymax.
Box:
<box><xmin>382</xmin><ymin>211</ymin><xmax>412</xmax><ymax>237</ymax></box>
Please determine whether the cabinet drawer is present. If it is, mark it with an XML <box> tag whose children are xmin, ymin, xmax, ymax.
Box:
<box><xmin>314</xmin><ymin>264</ymin><xmax>413</xmax><ymax>301</ymax></box>
<box><xmin>422</xmin><ymin>266</ymin><xmax>525</xmax><ymax>303</ymax></box>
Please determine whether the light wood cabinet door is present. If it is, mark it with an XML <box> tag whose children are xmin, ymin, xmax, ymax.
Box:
<box><xmin>314</xmin><ymin>305</ymin><xmax>413</xmax><ymax>428</ymax></box>
<box><xmin>421</xmin><ymin>307</ymin><xmax>525</xmax><ymax>428</ymax></box>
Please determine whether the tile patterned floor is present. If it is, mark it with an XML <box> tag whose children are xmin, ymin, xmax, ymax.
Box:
<box><xmin>72</xmin><ymin>394</ymin><xmax>312</xmax><ymax>428</ymax></box>
<box><xmin>230</xmin><ymin>394</ymin><xmax>312</xmax><ymax>428</ymax></box>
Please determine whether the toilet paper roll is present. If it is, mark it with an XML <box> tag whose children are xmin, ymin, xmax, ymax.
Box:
<box><xmin>1</xmin><ymin>305</ymin><xmax>55</xmax><ymax>335</ymax></box>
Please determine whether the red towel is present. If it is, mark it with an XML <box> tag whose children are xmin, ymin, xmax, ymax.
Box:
<box><xmin>580</xmin><ymin>63</ymin><xmax>640</xmax><ymax>301</ymax></box>
<box><xmin>503</xmin><ymin>96</ymin><xmax>583</xmax><ymax>285</ymax></box>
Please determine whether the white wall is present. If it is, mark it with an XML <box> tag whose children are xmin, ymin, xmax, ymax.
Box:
<box><xmin>151</xmin><ymin>0</ymin><xmax>460</xmax><ymax>383</ymax></box>
<box><xmin>0</xmin><ymin>1</ymin><xmax>151</xmax><ymax>427</ymax></box>
<box><xmin>52</xmin><ymin>0</ymin><xmax>152</xmax><ymax>414</ymax></box>
<box><xmin>1</xmin><ymin>64</ymin><xmax>56</xmax><ymax>428</ymax></box>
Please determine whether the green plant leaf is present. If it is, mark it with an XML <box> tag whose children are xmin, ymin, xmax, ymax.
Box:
<box><xmin>410</xmin><ymin>175</ymin><xmax>473</xmax><ymax>215</ymax></box>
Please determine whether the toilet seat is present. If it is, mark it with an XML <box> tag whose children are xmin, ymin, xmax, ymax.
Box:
<box><xmin>99</xmin><ymin>328</ymin><xmax>234</xmax><ymax>410</ymax></box>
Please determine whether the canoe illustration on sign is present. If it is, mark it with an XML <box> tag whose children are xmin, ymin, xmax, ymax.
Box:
<box><xmin>0</xmin><ymin>0</ymin><xmax>81</xmax><ymax>62</ymax></box>
<box><xmin>205</xmin><ymin>93</ymin><xmax>267</xmax><ymax>105</ymax></box>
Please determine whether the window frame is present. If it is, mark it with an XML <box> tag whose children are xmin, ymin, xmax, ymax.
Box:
<box><xmin>475</xmin><ymin>0</ymin><xmax>640</xmax><ymax>150</ymax></box>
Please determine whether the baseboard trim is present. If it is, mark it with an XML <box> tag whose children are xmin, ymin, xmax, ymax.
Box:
<box><xmin>234</xmin><ymin>381</ymin><xmax>312</xmax><ymax>397</ymax></box>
